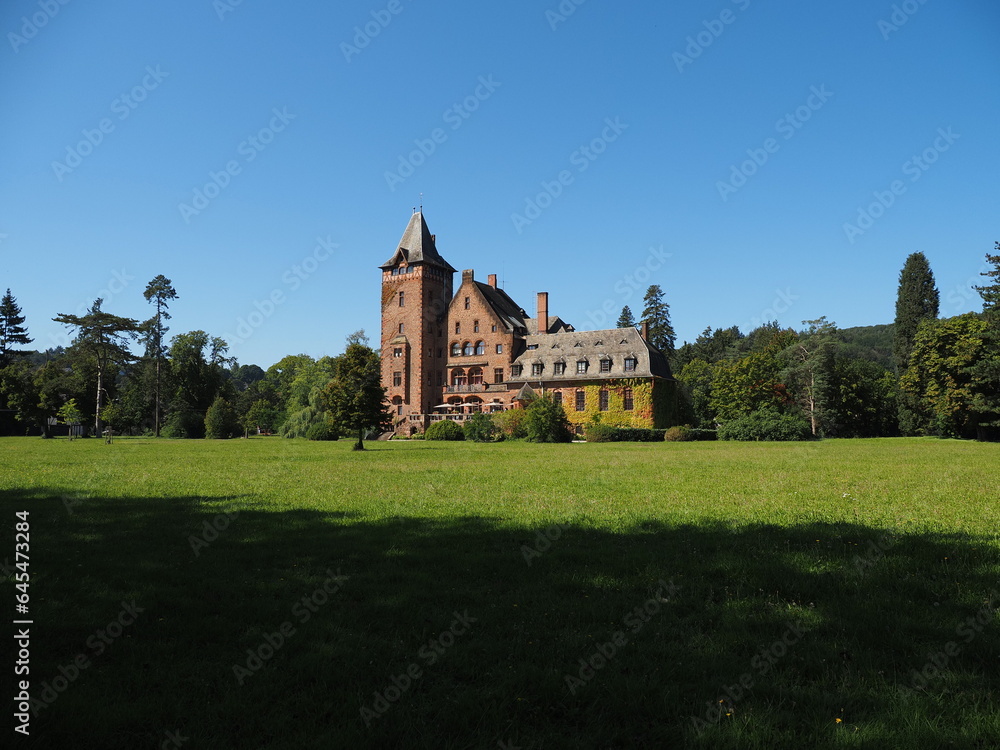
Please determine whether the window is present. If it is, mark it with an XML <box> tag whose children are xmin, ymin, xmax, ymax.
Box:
<box><xmin>532</xmin><ymin>363</ymin><xmax>544</xmax><ymax>377</ymax></box>
<box><xmin>393</xmin><ymin>348</ymin><xmax>402</xmax><ymax>358</ymax></box>
<box><xmin>511</xmin><ymin>364</ymin><xmax>523</xmax><ymax>377</ymax></box>
<box><xmin>392</xmin><ymin>371</ymin><xmax>402</xmax><ymax>387</ymax></box>
<box><xmin>554</xmin><ymin>361</ymin><xmax>565</xmax><ymax>375</ymax></box>
<box><xmin>553</xmin><ymin>391</ymin><xmax>562</xmax><ymax>405</ymax></box>
<box><xmin>474</xmin><ymin>321</ymin><xmax>479</xmax><ymax>333</ymax></box>
<box><xmin>599</xmin><ymin>389</ymin><xmax>609</xmax><ymax>411</ymax></box>
<box><xmin>464</xmin><ymin>297</ymin><xmax>470</xmax><ymax>309</ymax></box>
<box><xmin>491</xmin><ymin>324</ymin><xmax>497</xmax><ymax>333</ymax></box>
<box><xmin>392</xmin><ymin>396</ymin><xmax>403</xmax><ymax>415</ymax></box>
<box><xmin>575</xmin><ymin>390</ymin><xmax>586</xmax><ymax>411</ymax></box>
<box><xmin>455</xmin><ymin>322</ymin><xmax>461</xmax><ymax>334</ymax></box>
<box><xmin>398</xmin><ymin>291</ymin><xmax>405</xmax><ymax>307</ymax></box>
<box><xmin>451</xmin><ymin>342</ymin><xmax>461</xmax><ymax>357</ymax></box>
<box><xmin>493</xmin><ymin>368</ymin><xmax>504</xmax><ymax>384</ymax></box>
<box><xmin>463</xmin><ymin>341</ymin><xmax>474</xmax><ymax>356</ymax></box>
<box><xmin>437</xmin><ymin>348</ymin><xmax>443</xmax><ymax>358</ymax></box>
<box><xmin>469</xmin><ymin>367</ymin><xmax>483</xmax><ymax>385</ymax></box>
<box><xmin>496</xmin><ymin>344</ymin><xmax>503</xmax><ymax>354</ymax></box>
<box><xmin>577</xmin><ymin>360</ymin><xmax>588</xmax><ymax>374</ymax></box>
<box><xmin>624</xmin><ymin>357</ymin><xmax>637</xmax><ymax>372</ymax></box>
<box><xmin>452</xmin><ymin>369</ymin><xmax>467</xmax><ymax>387</ymax></box>
<box><xmin>396</xmin><ymin>323</ymin><xmax>403</xmax><ymax>334</ymax></box>
<box><xmin>622</xmin><ymin>388</ymin><xmax>634</xmax><ymax>411</ymax></box>
<box><xmin>475</xmin><ymin>341</ymin><xmax>485</xmax><ymax>355</ymax></box>
<box><xmin>527</xmin><ymin>344</ymin><xmax>538</xmax><ymax>350</ymax></box>
<box><xmin>600</xmin><ymin>358</ymin><xmax>612</xmax><ymax>373</ymax></box>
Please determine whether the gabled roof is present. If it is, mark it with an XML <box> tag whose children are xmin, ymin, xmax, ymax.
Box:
<box><xmin>379</xmin><ymin>212</ymin><xmax>457</xmax><ymax>272</ymax></box>
<box><xmin>474</xmin><ymin>281</ymin><xmax>528</xmax><ymax>332</ymax></box>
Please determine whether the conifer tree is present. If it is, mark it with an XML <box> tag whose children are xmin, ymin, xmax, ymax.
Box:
<box><xmin>616</xmin><ymin>305</ymin><xmax>636</xmax><ymax>329</ymax></box>
<box><xmin>893</xmin><ymin>253</ymin><xmax>939</xmax><ymax>434</ymax></box>
<box><xmin>640</xmin><ymin>285</ymin><xmax>676</xmax><ymax>354</ymax></box>
<box><xmin>0</xmin><ymin>288</ymin><xmax>33</xmax><ymax>367</ymax></box>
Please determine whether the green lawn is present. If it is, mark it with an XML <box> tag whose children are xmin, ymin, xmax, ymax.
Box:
<box><xmin>3</xmin><ymin>436</ymin><xmax>999</xmax><ymax>749</ymax></box>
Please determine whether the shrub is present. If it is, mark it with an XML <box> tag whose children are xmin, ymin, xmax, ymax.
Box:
<box><xmin>464</xmin><ymin>412</ymin><xmax>499</xmax><ymax>443</ymax></box>
<box><xmin>306</xmin><ymin>421</ymin><xmax>339</xmax><ymax>441</ymax></box>
<box><xmin>718</xmin><ymin>409</ymin><xmax>812</xmax><ymax>442</ymax></box>
<box><xmin>205</xmin><ymin>397</ymin><xmax>240</xmax><ymax>439</ymax></box>
<box><xmin>163</xmin><ymin>410</ymin><xmax>205</xmax><ymax>439</ymax></box>
<box><xmin>493</xmin><ymin>409</ymin><xmax>528</xmax><ymax>439</ymax></box>
<box><xmin>615</xmin><ymin>428</ymin><xmax>666</xmax><ymax>442</ymax></box>
<box><xmin>424</xmin><ymin>419</ymin><xmax>465</xmax><ymax>441</ymax></box>
<box><xmin>663</xmin><ymin>425</ymin><xmax>692</xmax><ymax>442</ymax></box>
<box><xmin>688</xmin><ymin>428</ymin><xmax>718</xmax><ymax>441</ymax></box>
<box><xmin>524</xmin><ymin>395</ymin><xmax>573</xmax><ymax>443</ymax></box>
<box><xmin>584</xmin><ymin>423</ymin><xmax>618</xmax><ymax>442</ymax></box>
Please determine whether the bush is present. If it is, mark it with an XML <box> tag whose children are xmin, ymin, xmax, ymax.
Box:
<box><xmin>615</xmin><ymin>428</ymin><xmax>666</xmax><ymax>442</ymax></box>
<box><xmin>663</xmin><ymin>425</ymin><xmax>692</xmax><ymax>442</ymax></box>
<box><xmin>163</xmin><ymin>410</ymin><xmax>205</xmax><ymax>439</ymax></box>
<box><xmin>524</xmin><ymin>396</ymin><xmax>573</xmax><ymax>443</ymax></box>
<box><xmin>718</xmin><ymin>409</ymin><xmax>812</xmax><ymax>442</ymax></box>
<box><xmin>424</xmin><ymin>419</ymin><xmax>465</xmax><ymax>441</ymax></box>
<box><xmin>464</xmin><ymin>412</ymin><xmax>499</xmax><ymax>443</ymax></box>
<box><xmin>688</xmin><ymin>428</ymin><xmax>718</xmax><ymax>441</ymax></box>
<box><xmin>493</xmin><ymin>409</ymin><xmax>528</xmax><ymax>439</ymax></box>
<box><xmin>584</xmin><ymin>423</ymin><xmax>618</xmax><ymax>442</ymax></box>
<box><xmin>306</xmin><ymin>421</ymin><xmax>339</xmax><ymax>441</ymax></box>
<box><xmin>205</xmin><ymin>397</ymin><xmax>240</xmax><ymax>439</ymax></box>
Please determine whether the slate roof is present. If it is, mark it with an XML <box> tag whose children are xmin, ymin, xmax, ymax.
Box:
<box><xmin>509</xmin><ymin>327</ymin><xmax>674</xmax><ymax>382</ymax></box>
<box><xmin>475</xmin><ymin>281</ymin><xmax>528</xmax><ymax>332</ymax></box>
<box><xmin>379</xmin><ymin>212</ymin><xmax>457</xmax><ymax>272</ymax></box>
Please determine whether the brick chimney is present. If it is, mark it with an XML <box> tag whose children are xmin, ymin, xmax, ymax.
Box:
<box><xmin>487</xmin><ymin>273</ymin><xmax>497</xmax><ymax>288</ymax></box>
<box><xmin>537</xmin><ymin>292</ymin><xmax>549</xmax><ymax>335</ymax></box>
<box><xmin>640</xmin><ymin>321</ymin><xmax>649</xmax><ymax>340</ymax></box>
<box><xmin>462</xmin><ymin>269</ymin><xmax>474</xmax><ymax>283</ymax></box>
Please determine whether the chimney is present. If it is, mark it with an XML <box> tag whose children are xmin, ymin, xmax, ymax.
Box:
<box><xmin>537</xmin><ymin>292</ymin><xmax>549</xmax><ymax>335</ymax></box>
<box><xmin>640</xmin><ymin>321</ymin><xmax>649</xmax><ymax>340</ymax></box>
<box><xmin>487</xmin><ymin>273</ymin><xmax>497</xmax><ymax>288</ymax></box>
<box><xmin>462</xmin><ymin>269</ymin><xmax>474</xmax><ymax>284</ymax></box>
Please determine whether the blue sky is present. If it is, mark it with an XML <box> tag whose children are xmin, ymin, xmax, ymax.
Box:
<box><xmin>2</xmin><ymin>0</ymin><xmax>998</xmax><ymax>368</ymax></box>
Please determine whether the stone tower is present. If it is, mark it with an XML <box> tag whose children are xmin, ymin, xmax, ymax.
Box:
<box><xmin>379</xmin><ymin>211</ymin><xmax>455</xmax><ymax>434</ymax></box>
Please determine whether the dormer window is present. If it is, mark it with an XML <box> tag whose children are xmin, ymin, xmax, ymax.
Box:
<box><xmin>531</xmin><ymin>363</ymin><xmax>544</xmax><ymax>377</ymax></box>
<box><xmin>600</xmin><ymin>358</ymin><xmax>612</xmax><ymax>373</ymax></box>
<box><xmin>554</xmin><ymin>362</ymin><xmax>566</xmax><ymax>375</ymax></box>
<box><xmin>576</xmin><ymin>360</ymin><xmax>588</xmax><ymax>374</ymax></box>
<box><xmin>624</xmin><ymin>357</ymin><xmax>637</xmax><ymax>372</ymax></box>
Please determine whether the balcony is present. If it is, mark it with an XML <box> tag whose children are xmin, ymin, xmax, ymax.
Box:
<box><xmin>445</xmin><ymin>383</ymin><xmax>507</xmax><ymax>393</ymax></box>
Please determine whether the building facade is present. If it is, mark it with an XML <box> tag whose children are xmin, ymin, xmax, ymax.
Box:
<box><xmin>380</xmin><ymin>211</ymin><xmax>676</xmax><ymax>435</ymax></box>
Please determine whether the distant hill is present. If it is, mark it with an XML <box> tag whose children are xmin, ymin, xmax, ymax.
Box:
<box><xmin>838</xmin><ymin>324</ymin><xmax>894</xmax><ymax>369</ymax></box>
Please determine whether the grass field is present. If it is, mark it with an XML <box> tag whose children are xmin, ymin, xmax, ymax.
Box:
<box><xmin>2</xmin><ymin>436</ymin><xmax>999</xmax><ymax>749</ymax></box>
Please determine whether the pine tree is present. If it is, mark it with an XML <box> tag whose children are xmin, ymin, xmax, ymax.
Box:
<box><xmin>640</xmin><ymin>285</ymin><xmax>676</xmax><ymax>354</ymax></box>
<box><xmin>0</xmin><ymin>288</ymin><xmax>33</xmax><ymax>367</ymax></box>
<box><xmin>143</xmin><ymin>275</ymin><xmax>178</xmax><ymax>436</ymax></box>
<box><xmin>893</xmin><ymin>252</ymin><xmax>939</xmax><ymax>434</ymax></box>
<box><xmin>616</xmin><ymin>305</ymin><xmax>636</xmax><ymax>329</ymax></box>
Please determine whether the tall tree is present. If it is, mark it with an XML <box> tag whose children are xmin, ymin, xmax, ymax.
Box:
<box><xmin>893</xmin><ymin>252</ymin><xmax>939</xmax><ymax>434</ymax></box>
<box><xmin>640</xmin><ymin>285</ymin><xmax>676</xmax><ymax>354</ymax></box>
<box><xmin>616</xmin><ymin>305</ymin><xmax>636</xmax><ymax>329</ymax></box>
<box><xmin>968</xmin><ymin>244</ymin><xmax>1000</xmax><ymax>438</ymax></box>
<box><xmin>143</xmin><ymin>276</ymin><xmax>178</xmax><ymax>436</ymax></box>
<box><xmin>322</xmin><ymin>340</ymin><xmax>390</xmax><ymax>451</ymax></box>
<box><xmin>0</xmin><ymin>288</ymin><xmax>33</xmax><ymax>368</ymax></box>
<box><xmin>781</xmin><ymin>318</ymin><xmax>837</xmax><ymax>437</ymax></box>
<box><xmin>53</xmin><ymin>299</ymin><xmax>139</xmax><ymax>434</ymax></box>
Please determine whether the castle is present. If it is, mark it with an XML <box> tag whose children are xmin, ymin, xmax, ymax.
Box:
<box><xmin>379</xmin><ymin>211</ymin><xmax>676</xmax><ymax>435</ymax></box>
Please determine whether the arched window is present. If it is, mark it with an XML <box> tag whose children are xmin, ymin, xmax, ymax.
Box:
<box><xmin>475</xmin><ymin>341</ymin><xmax>485</xmax><ymax>355</ymax></box>
<box><xmin>452</xmin><ymin>369</ymin><xmax>467</xmax><ymax>387</ymax></box>
<box><xmin>463</xmin><ymin>341</ymin><xmax>474</xmax><ymax>356</ymax></box>
<box><xmin>451</xmin><ymin>342</ymin><xmax>461</xmax><ymax>357</ymax></box>
<box><xmin>468</xmin><ymin>367</ymin><xmax>483</xmax><ymax>385</ymax></box>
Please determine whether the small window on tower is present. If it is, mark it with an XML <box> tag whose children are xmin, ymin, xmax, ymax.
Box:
<box><xmin>455</xmin><ymin>322</ymin><xmax>461</xmax><ymax>334</ymax></box>
<box><xmin>464</xmin><ymin>297</ymin><xmax>470</xmax><ymax>309</ymax></box>
<box><xmin>496</xmin><ymin>344</ymin><xmax>503</xmax><ymax>354</ymax></box>
<box><xmin>474</xmin><ymin>321</ymin><xmax>479</xmax><ymax>333</ymax></box>
<box><xmin>398</xmin><ymin>323</ymin><xmax>404</xmax><ymax>334</ymax></box>
<box><xmin>393</xmin><ymin>348</ymin><xmax>402</xmax><ymax>358</ymax></box>
<box><xmin>393</xmin><ymin>372</ymin><xmax>402</xmax><ymax>387</ymax></box>
<box><xmin>399</xmin><ymin>291</ymin><xmax>404</xmax><ymax>307</ymax></box>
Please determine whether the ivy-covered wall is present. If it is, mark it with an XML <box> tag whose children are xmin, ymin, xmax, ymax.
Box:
<box><xmin>550</xmin><ymin>377</ymin><xmax>677</xmax><ymax>431</ymax></box>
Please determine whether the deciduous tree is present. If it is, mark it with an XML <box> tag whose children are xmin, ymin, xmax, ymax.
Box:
<box><xmin>322</xmin><ymin>341</ymin><xmax>390</xmax><ymax>450</ymax></box>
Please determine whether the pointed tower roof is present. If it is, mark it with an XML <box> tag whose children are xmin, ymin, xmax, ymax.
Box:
<box><xmin>379</xmin><ymin>212</ymin><xmax>456</xmax><ymax>272</ymax></box>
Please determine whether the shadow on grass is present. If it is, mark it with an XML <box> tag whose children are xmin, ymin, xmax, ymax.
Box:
<box><xmin>3</xmin><ymin>488</ymin><xmax>999</xmax><ymax>749</ymax></box>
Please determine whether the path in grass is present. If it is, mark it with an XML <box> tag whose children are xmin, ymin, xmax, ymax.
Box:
<box><xmin>2</xmin><ymin>437</ymin><xmax>998</xmax><ymax>748</ymax></box>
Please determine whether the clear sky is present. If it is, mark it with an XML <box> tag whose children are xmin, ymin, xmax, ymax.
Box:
<box><xmin>2</xmin><ymin>0</ymin><xmax>998</xmax><ymax>368</ymax></box>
